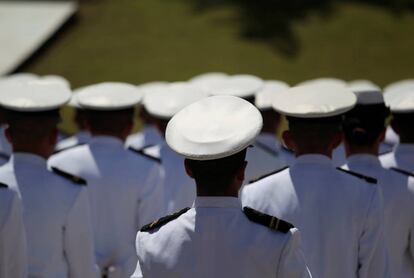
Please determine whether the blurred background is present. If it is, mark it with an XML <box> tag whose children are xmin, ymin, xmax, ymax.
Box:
<box><xmin>1</xmin><ymin>0</ymin><xmax>414</xmax><ymax>133</ymax></box>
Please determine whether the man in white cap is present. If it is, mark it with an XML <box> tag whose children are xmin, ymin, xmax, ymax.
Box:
<box><xmin>125</xmin><ymin>82</ymin><xmax>166</xmax><ymax>151</ymax></box>
<box><xmin>48</xmin><ymin>82</ymin><xmax>164</xmax><ymax>278</ymax></box>
<box><xmin>341</xmin><ymin>88</ymin><xmax>414</xmax><ymax>277</ymax></box>
<box><xmin>55</xmin><ymin>89</ymin><xmax>91</xmax><ymax>152</ymax></box>
<box><xmin>242</xmin><ymin>84</ymin><xmax>390</xmax><ymax>278</ymax></box>
<box><xmin>380</xmin><ymin>87</ymin><xmax>414</xmax><ymax>173</ymax></box>
<box><xmin>140</xmin><ymin>82</ymin><xmax>208</xmax><ymax>214</ymax></box>
<box><xmin>0</xmin><ymin>80</ymin><xmax>98</xmax><ymax>278</ymax></box>
<box><xmin>131</xmin><ymin>95</ymin><xmax>311</xmax><ymax>278</ymax></box>
<box><xmin>0</xmin><ymin>183</ymin><xmax>27</xmax><ymax>278</ymax></box>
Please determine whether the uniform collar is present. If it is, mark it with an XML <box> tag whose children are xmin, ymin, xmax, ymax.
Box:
<box><xmin>294</xmin><ymin>154</ymin><xmax>332</xmax><ymax>166</ymax></box>
<box><xmin>193</xmin><ymin>197</ymin><xmax>241</xmax><ymax>208</ymax></box>
<box><xmin>89</xmin><ymin>135</ymin><xmax>124</xmax><ymax>146</ymax></box>
<box><xmin>347</xmin><ymin>154</ymin><xmax>382</xmax><ymax>167</ymax></box>
<box><xmin>11</xmin><ymin>152</ymin><xmax>47</xmax><ymax>168</ymax></box>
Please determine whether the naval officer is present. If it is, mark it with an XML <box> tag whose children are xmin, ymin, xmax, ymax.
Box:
<box><xmin>141</xmin><ymin>82</ymin><xmax>208</xmax><ymax>214</ymax></box>
<box><xmin>242</xmin><ymin>83</ymin><xmax>390</xmax><ymax>278</ymax></box>
<box><xmin>48</xmin><ymin>82</ymin><xmax>164</xmax><ymax>278</ymax></box>
<box><xmin>132</xmin><ymin>95</ymin><xmax>311</xmax><ymax>278</ymax></box>
<box><xmin>381</xmin><ymin>86</ymin><xmax>414</xmax><ymax>172</ymax></box>
<box><xmin>342</xmin><ymin>88</ymin><xmax>414</xmax><ymax>277</ymax></box>
<box><xmin>0</xmin><ymin>79</ymin><xmax>98</xmax><ymax>278</ymax></box>
<box><xmin>0</xmin><ymin>183</ymin><xmax>27</xmax><ymax>278</ymax></box>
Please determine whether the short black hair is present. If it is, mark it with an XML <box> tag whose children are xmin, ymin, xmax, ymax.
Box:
<box><xmin>343</xmin><ymin>104</ymin><xmax>390</xmax><ymax>146</ymax></box>
<box><xmin>84</xmin><ymin>108</ymin><xmax>134</xmax><ymax>134</ymax></box>
<box><xmin>392</xmin><ymin>112</ymin><xmax>414</xmax><ymax>141</ymax></box>
<box><xmin>185</xmin><ymin>149</ymin><xmax>247</xmax><ymax>193</ymax></box>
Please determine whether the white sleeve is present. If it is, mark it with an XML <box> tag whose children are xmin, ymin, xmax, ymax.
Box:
<box><xmin>64</xmin><ymin>188</ymin><xmax>100</xmax><ymax>278</ymax></box>
<box><xmin>0</xmin><ymin>194</ymin><xmax>27</xmax><ymax>278</ymax></box>
<box><xmin>136</xmin><ymin>164</ymin><xmax>165</xmax><ymax>229</ymax></box>
<box><xmin>358</xmin><ymin>187</ymin><xmax>391</xmax><ymax>278</ymax></box>
<box><xmin>277</xmin><ymin>228</ymin><xmax>312</xmax><ymax>278</ymax></box>
<box><xmin>130</xmin><ymin>232</ymin><xmax>144</xmax><ymax>278</ymax></box>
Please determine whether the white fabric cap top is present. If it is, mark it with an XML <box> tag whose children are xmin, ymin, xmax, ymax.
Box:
<box><xmin>137</xmin><ymin>81</ymin><xmax>168</xmax><ymax>94</ymax></box>
<box><xmin>347</xmin><ymin>80</ymin><xmax>380</xmax><ymax>92</ymax></box>
<box><xmin>1</xmin><ymin>73</ymin><xmax>70</xmax><ymax>89</ymax></box>
<box><xmin>255</xmin><ymin>80</ymin><xmax>289</xmax><ymax>110</ymax></box>
<box><xmin>42</xmin><ymin>75</ymin><xmax>70</xmax><ymax>89</ymax></box>
<box><xmin>272</xmin><ymin>83</ymin><xmax>357</xmax><ymax>118</ymax></box>
<box><xmin>384</xmin><ymin>79</ymin><xmax>414</xmax><ymax>96</ymax></box>
<box><xmin>207</xmin><ymin>74</ymin><xmax>264</xmax><ymax>98</ymax></box>
<box><xmin>68</xmin><ymin>88</ymin><xmax>83</xmax><ymax>108</ymax></box>
<box><xmin>297</xmin><ymin>77</ymin><xmax>347</xmax><ymax>88</ymax></box>
<box><xmin>166</xmin><ymin>95</ymin><xmax>263</xmax><ymax>160</ymax></box>
<box><xmin>76</xmin><ymin>82</ymin><xmax>143</xmax><ymax>111</ymax></box>
<box><xmin>1</xmin><ymin>72</ymin><xmax>38</xmax><ymax>83</ymax></box>
<box><xmin>189</xmin><ymin>72</ymin><xmax>229</xmax><ymax>90</ymax></box>
<box><xmin>384</xmin><ymin>87</ymin><xmax>414</xmax><ymax>113</ymax></box>
<box><xmin>0</xmin><ymin>79</ymin><xmax>71</xmax><ymax>112</ymax></box>
<box><xmin>143</xmin><ymin>82</ymin><xmax>209</xmax><ymax>119</ymax></box>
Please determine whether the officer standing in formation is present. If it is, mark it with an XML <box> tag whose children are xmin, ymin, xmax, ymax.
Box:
<box><xmin>0</xmin><ymin>79</ymin><xmax>98</xmax><ymax>277</ymax></box>
<box><xmin>341</xmin><ymin>88</ymin><xmax>414</xmax><ymax>277</ymax></box>
<box><xmin>132</xmin><ymin>95</ymin><xmax>311</xmax><ymax>278</ymax></box>
<box><xmin>242</xmin><ymin>83</ymin><xmax>390</xmax><ymax>277</ymax></box>
<box><xmin>49</xmin><ymin>82</ymin><xmax>165</xmax><ymax>278</ymax></box>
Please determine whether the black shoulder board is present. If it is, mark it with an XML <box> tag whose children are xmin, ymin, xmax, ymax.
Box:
<box><xmin>127</xmin><ymin>146</ymin><xmax>161</xmax><ymax>164</ymax></box>
<box><xmin>0</xmin><ymin>182</ymin><xmax>8</xmax><ymax>188</ymax></box>
<box><xmin>141</xmin><ymin>207</ymin><xmax>190</xmax><ymax>232</ymax></box>
<box><xmin>243</xmin><ymin>206</ymin><xmax>293</xmax><ymax>233</ymax></box>
<box><xmin>249</xmin><ymin>166</ymin><xmax>289</xmax><ymax>184</ymax></box>
<box><xmin>53</xmin><ymin>143</ymin><xmax>85</xmax><ymax>155</ymax></box>
<box><xmin>390</xmin><ymin>167</ymin><xmax>414</xmax><ymax>178</ymax></box>
<box><xmin>336</xmin><ymin>167</ymin><xmax>377</xmax><ymax>184</ymax></box>
<box><xmin>51</xmin><ymin>167</ymin><xmax>87</xmax><ymax>186</ymax></box>
<box><xmin>0</xmin><ymin>151</ymin><xmax>10</xmax><ymax>160</ymax></box>
<box><xmin>254</xmin><ymin>141</ymin><xmax>279</xmax><ymax>157</ymax></box>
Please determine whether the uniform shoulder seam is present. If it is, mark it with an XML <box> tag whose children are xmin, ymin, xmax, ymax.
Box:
<box><xmin>141</xmin><ymin>207</ymin><xmax>190</xmax><ymax>232</ymax></box>
<box><xmin>50</xmin><ymin>167</ymin><xmax>87</xmax><ymax>186</ymax></box>
<box><xmin>249</xmin><ymin>166</ymin><xmax>289</xmax><ymax>184</ymax></box>
<box><xmin>127</xmin><ymin>146</ymin><xmax>161</xmax><ymax>164</ymax></box>
<box><xmin>336</xmin><ymin>167</ymin><xmax>377</xmax><ymax>184</ymax></box>
<box><xmin>243</xmin><ymin>206</ymin><xmax>294</xmax><ymax>233</ymax></box>
<box><xmin>53</xmin><ymin>143</ymin><xmax>85</xmax><ymax>154</ymax></box>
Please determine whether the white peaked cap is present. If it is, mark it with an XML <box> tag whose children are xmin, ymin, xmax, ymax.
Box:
<box><xmin>143</xmin><ymin>82</ymin><xmax>209</xmax><ymax>119</ymax></box>
<box><xmin>76</xmin><ymin>82</ymin><xmax>143</xmax><ymax>111</ymax></box>
<box><xmin>189</xmin><ymin>72</ymin><xmax>229</xmax><ymax>90</ymax></box>
<box><xmin>384</xmin><ymin>79</ymin><xmax>414</xmax><ymax>96</ymax></box>
<box><xmin>272</xmin><ymin>83</ymin><xmax>357</xmax><ymax>118</ymax></box>
<box><xmin>347</xmin><ymin>80</ymin><xmax>380</xmax><ymax>92</ymax></box>
<box><xmin>68</xmin><ymin>87</ymin><xmax>84</xmax><ymax>108</ymax></box>
<box><xmin>207</xmin><ymin>74</ymin><xmax>264</xmax><ymax>98</ymax></box>
<box><xmin>3</xmin><ymin>72</ymin><xmax>38</xmax><ymax>83</ymax></box>
<box><xmin>297</xmin><ymin>77</ymin><xmax>347</xmax><ymax>88</ymax></box>
<box><xmin>384</xmin><ymin>87</ymin><xmax>414</xmax><ymax>113</ymax></box>
<box><xmin>166</xmin><ymin>95</ymin><xmax>263</xmax><ymax>160</ymax></box>
<box><xmin>42</xmin><ymin>75</ymin><xmax>71</xmax><ymax>89</ymax></box>
<box><xmin>0</xmin><ymin>79</ymin><xmax>71</xmax><ymax>112</ymax></box>
<box><xmin>255</xmin><ymin>80</ymin><xmax>289</xmax><ymax>110</ymax></box>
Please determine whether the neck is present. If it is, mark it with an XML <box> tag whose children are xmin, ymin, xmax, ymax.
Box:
<box><xmin>295</xmin><ymin>149</ymin><xmax>332</xmax><ymax>158</ymax></box>
<box><xmin>196</xmin><ymin>183</ymin><xmax>240</xmax><ymax>198</ymax></box>
<box><xmin>13</xmin><ymin>146</ymin><xmax>51</xmax><ymax>159</ymax></box>
<box><xmin>344</xmin><ymin>140</ymin><xmax>379</xmax><ymax>157</ymax></box>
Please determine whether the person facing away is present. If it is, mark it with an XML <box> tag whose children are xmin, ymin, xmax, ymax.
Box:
<box><xmin>380</xmin><ymin>87</ymin><xmax>414</xmax><ymax>173</ymax></box>
<box><xmin>0</xmin><ymin>182</ymin><xmax>27</xmax><ymax>278</ymax></box>
<box><xmin>132</xmin><ymin>95</ymin><xmax>312</xmax><ymax>278</ymax></box>
<box><xmin>0</xmin><ymin>80</ymin><xmax>98</xmax><ymax>278</ymax></box>
<box><xmin>242</xmin><ymin>83</ymin><xmax>390</xmax><ymax>278</ymax></box>
<box><xmin>48</xmin><ymin>82</ymin><xmax>164</xmax><ymax>278</ymax></box>
<box><xmin>342</xmin><ymin>88</ymin><xmax>414</xmax><ymax>277</ymax></box>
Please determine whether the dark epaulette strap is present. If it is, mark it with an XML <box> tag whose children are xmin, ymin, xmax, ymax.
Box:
<box><xmin>141</xmin><ymin>207</ymin><xmax>190</xmax><ymax>232</ymax></box>
<box><xmin>254</xmin><ymin>141</ymin><xmax>279</xmax><ymax>157</ymax></box>
<box><xmin>0</xmin><ymin>182</ymin><xmax>8</xmax><ymax>188</ymax></box>
<box><xmin>249</xmin><ymin>166</ymin><xmax>289</xmax><ymax>184</ymax></box>
<box><xmin>53</xmin><ymin>143</ymin><xmax>85</xmax><ymax>155</ymax></box>
<box><xmin>390</xmin><ymin>167</ymin><xmax>414</xmax><ymax>178</ymax></box>
<box><xmin>336</xmin><ymin>167</ymin><xmax>377</xmax><ymax>184</ymax></box>
<box><xmin>127</xmin><ymin>146</ymin><xmax>161</xmax><ymax>164</ymax></box>
<box><xmin>0</xmin><ymin>151</ymin><xmax>10</xmax><ymax>160</ymax></box>
<box><xmin>51</xmin><ymin>167</ymin><xmax>87</xmax><ymax>186</ymax></box>
<box><xmin>243</xmin><ymin>207</ymin><xmax>293</xmax><ymax>233</ymax></box>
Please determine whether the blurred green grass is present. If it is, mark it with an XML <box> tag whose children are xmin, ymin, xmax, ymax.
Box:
<box><xmin>19</xmin><ymin>0</ymin><xmax>414</xmax><ymax>134</ymax></box>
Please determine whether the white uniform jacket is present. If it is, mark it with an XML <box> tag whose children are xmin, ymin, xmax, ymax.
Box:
<box><xmin>242</xmin><ymin>154</ymin><xmax>390</xmax><ymax>278</ymax></box>
<box><xmin>344</xmin><ymin>154</ymin><xmax>414</xmax><ymax>277</ymax></box>
<box><xmin>49</xmin><ymin>136</ymin><xmax>164</xmax><ymax>278</ymax></box>
<box><xmin>55</xmin><ymin>131</ymin><xmax>91</xmax><ymax>152</ymax></box>
<box><xmin>380</xmin><ymin>144</ymin><xmax>414</xmax><ymax>172</ymax></box>
<box><xmin>0</xmin><ymin>153</ymin><xmax>97</xmax><ymax>278</ymax></box>
<box><xmin>126</xmin><ymin>126</ymin><xmax>163</xmax><ymax>150</ymax></box>
<box><xmin>0</xmin><ymin>185</ymin><xmax>27</xmax><ymax>278</ymax></box>
<box><xmin>245</xmin><ymin>134</ymin><xmax>287</xmax><ymax>184</ymax></box>
<box><xmin>132</xmin><ymin>197</ymin><xmax>311</xmax><ymax>278</ymax></box>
